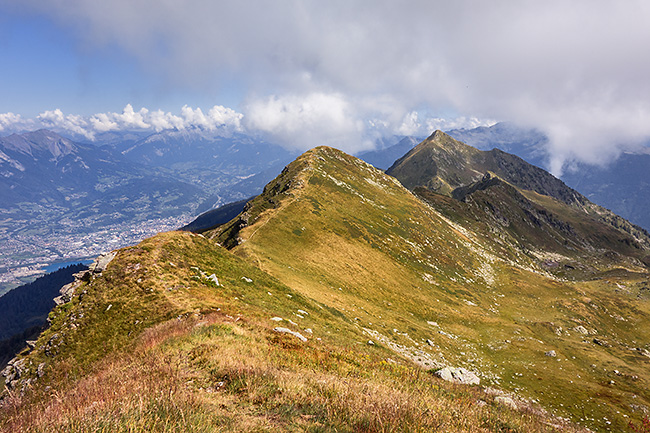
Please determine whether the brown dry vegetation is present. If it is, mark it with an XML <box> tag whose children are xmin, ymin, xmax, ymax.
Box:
<box><xmin>1</xmin><ymin>311</ymin><xmax>586</xmax><ymax>433</ymax></box>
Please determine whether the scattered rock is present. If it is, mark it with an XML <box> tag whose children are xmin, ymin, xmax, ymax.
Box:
<box><xmin>545</xmin><ymin>350</ymin><xmax>557</xmax><ymax>357</ymax></box>
<box><xmin>635</xmin><ymin>347</ymin><xmax>650</xmax><ymax>358</ymax></box>
<box><xmin>574</xmin><ymin>325</ymin><xmax>589</xmax><ymax>335</ymax></box>
<box><xmin>426</xmin><ymin>339</ymin><xmax>435</xmax><ymax>346</ymax></box>
<box><xmin>630</xmin><ymin>403</ymin><xmax>649</xmax><ymax>414</ymax></box>
<box><xmin>44</xmin><ymin>333</ymin><xmax>63</xmax><ymax>357</ymax></box>
<box><xmin>494</xmin><ymin>395</ymin><xmax>518</xmax><ymax>410</ymax></box>
<box><xmin>593</xmin><ymin>338</ymin><xmax>611</xmax><ymax>347</ymax></box>
<box><xmin>1</xmin><ymin>363</ymin><xmax>16</xmax><ymax>385</ymax></box>
<box><xmin>368</xmin><ymin>340</ymin><xmax>375</xmax><ymax>346</ymax></box>
<box><xmin>206</xmin><ymin>274</ymin><xmax>220</xmax><ymax>286</ymax></box>
<box><xmin>88</xmin><ymin>251</ymin><xmax>117</xmax><ymax>274</ymax></box>
<box><xmin>297</xmin><ymin>309</ymin><xmax>308</xmax><ymax>315</ymax></box>
<box><xmin>270</xmin><ymin>317</ymin><xmax>283</xmax><ymax>322</ymax></box>
<box><xmin>434</xmin><ymin>366</ymin><xmax>480</xmax><ymax>385</ymax></box>
<box><xmin>274</xmin><ymin>327</ymin><xmax>308</xmax><ymax>342</ymax></box>
<box><xmin>438</xmin><ymin>330</ymin><xmax>457</xmax><ymax>339</ymax></box>
<box><xmin>241</xmin><ymin>276</ymin><xmax>253</xmax><ymax>283</ymax></box>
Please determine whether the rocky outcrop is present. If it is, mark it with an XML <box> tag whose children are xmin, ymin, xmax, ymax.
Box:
<box><xmin>53</xmin><ymin>274</ymin><xmax>84</xmax><ymax>306</ymax></box>
<box><xmin>53</xmin><ymin>251</ymin><xmax>116</xmax><ymax>306</ymax></box>
<box><xmin>434</xmin><ymin>366</ymin><xmax>480</xmax><ymax>385</ymax></box>
<box><xmin>273</xmin><ymin>327</ymin><xmax>308</xmax><ymax>342</ymax></box>
<box><xmin>1</xmin><ymin>357</ymin><xmax>32</xmax><ymax>393</ymax></box>
<box><xmin>88</xmin><ymin>251</ymin><xmax>117</xmax><ymax>274</ymax></box>
<box><xmin>3</xmin><ymin>251</ymin><xmax>118</xmax><ymax>397</ymax></box>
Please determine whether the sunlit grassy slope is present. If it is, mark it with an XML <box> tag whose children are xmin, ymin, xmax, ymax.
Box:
<box><xmin>210</xmin><ymin>146</ymin><xmax>650</xmax><ymax>432</ymax></box>
<box><xmin>2</xmin><ymin>144</ymin><xmax>649</xmax><ymax>433</ymax></box>
<box><xmin>1</xmin><ymin>232</ymin><xmax>584</xmax><ymax>433</ymax></box>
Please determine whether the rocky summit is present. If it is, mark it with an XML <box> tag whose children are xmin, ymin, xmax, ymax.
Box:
<box><xmin>1</xmin><ymin>139</ymin><xmax>649</xmax><ymax>433</ymax></box>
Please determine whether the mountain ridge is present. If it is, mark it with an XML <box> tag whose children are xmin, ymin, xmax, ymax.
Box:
<box><xmin>204</xmin><ymin>144</ymin><xmax>650</xmax><ymax>431</ymax></box>
<box><xmin>387</xmin><ymin>130</ymin><xmax>585</xmax><ymax>207</ymax></box>
<box><xmin>2</xmin><ymin>140</ymin><xmax>650</xmax><ymax>432</ymax></box>
<box><xmin>387</xmin><ymin>130</ymin><xmax>650</xmax><ymax>251</ymax></box>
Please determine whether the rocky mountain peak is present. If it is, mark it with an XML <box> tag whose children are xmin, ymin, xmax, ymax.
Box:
<box><xmin>1</xmin><ymin>129</ymin><xmax>77</xmax><ymax>160</ymax></box>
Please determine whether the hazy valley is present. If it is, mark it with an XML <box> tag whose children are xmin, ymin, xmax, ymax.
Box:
<box><xmin>0</xmin><ymin>129</ymin><xmax>296</xmax><ymax>294</ymax></box>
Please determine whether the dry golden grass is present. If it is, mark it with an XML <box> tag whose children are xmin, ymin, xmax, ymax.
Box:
<box><xmin>2</xmin><ymin>310</ymin><xmax>588</xmax><ymax>433</ymax></box>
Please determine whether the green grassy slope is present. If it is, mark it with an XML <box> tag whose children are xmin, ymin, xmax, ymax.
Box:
<box><xmin>2</xmin><ymin>231</ymin><xmax>586</xmax><ymax>432</ymax></box>
<box><xmin>3</xmin><ymin>145</ymin><xmax>649</xmax><ymax>432</ymax></box>
<box><xmin>209</xmin><ymin>146</ymin><xmax>650</xmax><ymax>432</ymax></box>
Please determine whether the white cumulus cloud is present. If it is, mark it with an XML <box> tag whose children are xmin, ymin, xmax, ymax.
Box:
<box><xmin>0</xmin><ymin>112</ymin><xmax>33</xmax><ymax>133</ymax></box>
<box><xmin>244</xmin><ymin>93</ymin><xmax>369</xmax><ymax>152</ymax></box>
<box><xmin>396</xmin><ymin>112</ymin><xmax>495</xmax><ymax>137</ymax></box>
<box><xmin>37</xmin><ymin>109</ymin><xmax>93</xmax><ymax>139</ymax></box>
<box><xmin>1</xmin><ymin>101</ymin><xmax>491</xmax><ymax>153</ymax></box>
<box><xmin>180</xmin><ymin>105</ymin><xmax>243</xmax><ymax>132</ymax></box>
<box><xmin>12</xmin><ymin>104</ymin><xmax>246</xmax><ymax>140</ymax></box>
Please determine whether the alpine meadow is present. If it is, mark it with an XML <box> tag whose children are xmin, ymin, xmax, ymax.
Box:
<box><xmin>3</xmin><ymin>133</ymin><xmax>650</xmax><ymax>432</ymax></box>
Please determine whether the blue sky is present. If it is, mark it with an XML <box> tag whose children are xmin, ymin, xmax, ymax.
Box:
<box><xmin>2</xmin><ymin>1</ymin><xmax>650</xmax><ymax>173</ymax></box>
<box><xmin>0</xmin><ymin>10</ymin><xmax>241</xmax><ymax>116</ymax></box>
<box><xmin>0</xmin><ymin>12</ymin><xmax>137</xmax><ymax>114</ymax></box>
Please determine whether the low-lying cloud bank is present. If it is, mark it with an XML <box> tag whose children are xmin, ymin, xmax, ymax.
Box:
<box><xmin>28</xmin><ymin>104</ymin><xmax>244</xmax><ymax>140</ymax></box>
<box><xmin>0</xmin><ymin>100</ymin><xmax>494</xmax><ymax>155</ymax></box>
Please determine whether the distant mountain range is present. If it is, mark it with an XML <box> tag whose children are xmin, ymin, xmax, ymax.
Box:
<box><xmin>117</xmin><ymin>129</ymin><xmax>296</xmax><ymax>197</ymax></box>
<box><xmin>0</xmin><ymin>129</ymin><xmax>204</xmax><ymax>220</ymax></box>
<box><xmin>355</xmin><ymin>136</ymin><xmax>423</xmax><ymax>170</ymax></box>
